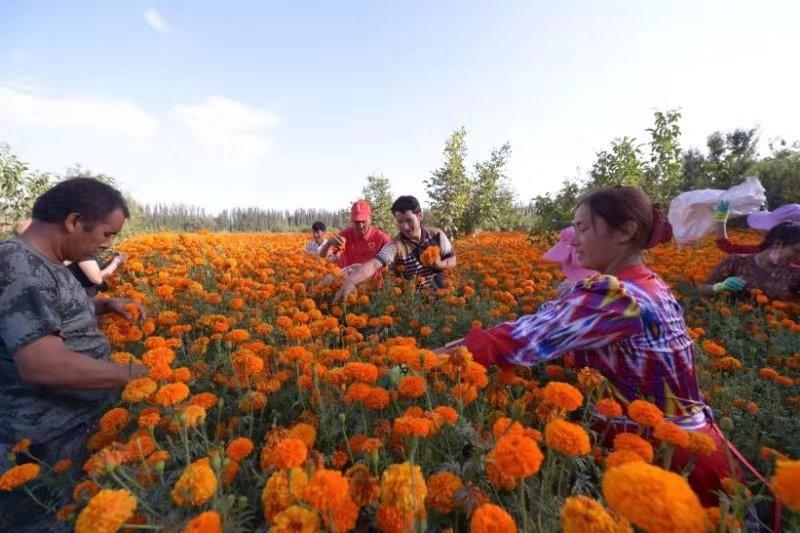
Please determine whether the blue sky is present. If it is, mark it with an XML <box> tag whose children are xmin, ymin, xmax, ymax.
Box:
<box><xmin>2</xmin><ymin>1</ymin><xmax>799</xmax><ymax>212</ymax></box>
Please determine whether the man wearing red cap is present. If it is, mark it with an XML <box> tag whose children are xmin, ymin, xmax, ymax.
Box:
<box><xmin>319</xmin><ymin>199</ymin><xmax>390</xmax><ymax>272</ymax></box>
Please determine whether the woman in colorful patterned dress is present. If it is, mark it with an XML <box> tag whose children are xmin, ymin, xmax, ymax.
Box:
<box><xmin>442</xmin><ymin>186</ymin><xmax>736</xmax><ymax>506</ymax></box>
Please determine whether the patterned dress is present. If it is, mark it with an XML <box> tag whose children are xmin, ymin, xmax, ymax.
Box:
<box><xmin>460</xmin><ymin>264</ymin><xmax>708</xmax><ymax>428</ymax></box>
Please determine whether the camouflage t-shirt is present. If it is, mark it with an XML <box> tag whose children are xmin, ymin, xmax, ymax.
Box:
<box><xmin>0</xmin><ymin>237</ymin><xmax>112</xmax><ymax>445</ymax></box>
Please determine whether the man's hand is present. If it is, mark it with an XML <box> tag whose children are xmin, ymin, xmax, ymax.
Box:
<box><xmin>99</xmin><ymin>298</ymin><xmax>147</xmax><ymax>321</ymax></box>
<box><xmin>328</xmin><ymin>235</ymin><xmax>345</xmax><ymax>248</ymax></box>
<box><xmin>113</xmin><ymin>252</ymin><xmax>127</xmax><ymax>266</ymax></box>
<box><xmin>129</xmin><ymin>364</ymin><xmax>149</xmax><ymax>380</ymax></box>
<box><xmin>333</xmin><ymin>279</ymin><xmax>357</xmax><ymax>305</ymax></box>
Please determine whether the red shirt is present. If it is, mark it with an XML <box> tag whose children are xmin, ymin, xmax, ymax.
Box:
<box><xmin>336</xmin><ymin>226</ymin><xmax>391</xmax><ymax>268</ymax></box>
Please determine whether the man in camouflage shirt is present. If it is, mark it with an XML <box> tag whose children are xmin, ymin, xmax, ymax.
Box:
<box><xmin>0</xmin><ymin>178</ymin><xmax>148</xmax><ymax>530</ymax></box>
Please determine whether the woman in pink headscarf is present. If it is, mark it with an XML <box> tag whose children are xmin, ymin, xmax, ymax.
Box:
<box><xmin>542</xmin><ymin>226</ymin><xmax>598</xmax><ymax>296</ymax></box>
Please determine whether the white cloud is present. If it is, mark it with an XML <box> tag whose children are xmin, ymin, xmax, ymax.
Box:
<box><xmin>0</xmin><ymin>86</ymin><xmax>160</xmax><ymax>138</ymax></box>
<box><xmin>173</xmin><ymin>97</ymin><xmax>278</xmax><ymax>163</ymax></box>
<box><xmin>144</xmin><ymin>9</ymin><xmax>170</xmax><ymax>34</ymax></box>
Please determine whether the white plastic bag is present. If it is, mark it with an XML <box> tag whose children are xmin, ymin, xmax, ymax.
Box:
<box><xmin>668</xmin><ymin>177</ymin><xmax>766</xmax><ymax>245</ymax></box>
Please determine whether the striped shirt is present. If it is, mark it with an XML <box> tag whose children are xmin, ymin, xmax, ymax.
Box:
<box><xmin>375</xmin><ymin>227</ymin><xmax>454</xmax><ymax>289</ymax></box>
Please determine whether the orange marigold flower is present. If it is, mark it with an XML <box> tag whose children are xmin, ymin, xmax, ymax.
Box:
<box><xmin>653</xmin><ymin>422</ymin><xmax>690</xmax><ymax>448</ymax></box>
<box><xmin>0</xmin><ymin>463</ymin><xmax>40</xmax><ymax>491</ymax></box>
<box><xmin>55</xmin><ymin>504</ymin><xmax>76</xmax><ymax>522</ymax></box>
<box><xmin>545</xmin><ymin>419</ymin><xmax>591</xmax><ymax>457</ymax></box>
<box><xmin>141</xmin><ymin>346</ymin><xmax>176</xmax><ymax>368</ymax></box>
<box><xmin>398</xmin><ymin>375</ymin><xmax>427</xmax><ymax>399</ymax></box>
<box><xmin>189</xmin><ymin>392</ymin><xmax>218</xmax><ymax>410</ymax></box>
<box><xmin>376</xmin><ymin>505</ymin><xmax>414</xmax><ymax>533</ymax></box>
<box><xmin>172</xmin><ymin>461</ymin><xmax>218</xmax><ymax>506</ymax></box>
<box><xmin>426</xmin><ymin>471</ymin><xmax>463</xmax><ymax>514</ymax></box>
<box><xmin>492</xmin><ymin>417</ymin><xmax>524</xmax><ymax>439</ymax></box>
<box><xmin>241</xmin><ymin>390</ymin><xmax>268</xmax><ymax>412</ymax></box>
<box><xmin>602</xmin><ymin>462</ymin><xmax>705</xmax><ymax>533</ymax></box>
<box><xmin>304</xmin><ymin>468</ymin><xmax>350</xmax><ymax>512</ymax></box>
<box><xmin>613</xmin><ymin>433</ymin><xmax>654</xmax><ymax>463</ymax></box>
<box><xmin>99</xmin><ymin>407</ymin><xmax>130</xmax><ymax>435</ymax></box>
<box><xmin>11</xmin><ymin>439</ymin><xmax>31</xmax><ymax>454</ymax></box>
<box><xmin>434</xmin><ymin>406</ymin><xmax>458</xmax><ymax>424</ymax></box>
<box><xmin>542</xmin><ymin>382</ymin><xmax>584</xmax><ymax>411</ymax></box>
<box><xmin>138</xmin><ymin>407</ymin><xmax>161</xmax><ymax>428</ymax></box>
<box><xmin>393</xmin><ymin>416</ymin><xmax>433</xmax><ymax>438</ymax></box>
<box><xmin>471</xmin><ymin>503</ymin><xmax>517</xmax><ymax>533</ymax></box>
<box><xmin>154</xmin><ymin>382</ymin><xmax>190</xmax><ymax>406</ymax></box>
<box><xmin>289</xmin><ymin>423</ymin><xmax>318</xmax><ymax>448</ymax></box>
<box><xmin>576</xmin><ymin>367</ymin><xmax>606</xmax><ymax>392</ymax></box>
<box><xmin>273</xmin><ymin>438</ymin><xmax>308</xmax><ymax>470</ymax></box>
<box><xmin>225</xmin><ymin>328</ymin><xmax>251</xmax><ymax>344</ymax></box>
<box><xmin>75</xmin><ymin>489</ymin><xmax>137</xmax><ymax>533</ymax></box>
<box><xmin>595</xmin><ymin>398</ymin><xmax>623</xmax><ymax>419</ymax></box>
<box><xmin>226</xmin><ymin>437</ymin><xmax>255</xmax><ymax>461</ymax></box>
<box><xmin>73</xmin><ymin>479</ymin><xmax>100</xmax><ymax>502</ymax></box>
<box><xmin>771</xmin><ymin>459</ymin><xmax>800</xmax><ymax>513</ymax></box>
<box><xmin>344</xmin><ymin>362</ymin><xmax>380</xmax><ymax>383</ymax></box>
<box><xmin>53</xmin><ymin>459</ymin><xmax>73</xmax><ymax>474</ymax></box>
<box><xmin>346</xmin><ymin>464</ymin><xmax>380</xmax><ymax>507</ymax></box>
<box><xmin>183</xmin><ymin>511</ymin><xmax>222</xmax><ymax>533</ymax></box>
<box><xmin>270</xmin><ymin>505</ymin><xmax>320</xmax><ymax>533</ymax></box>
<box><xmin>364</xmin><ymin>387</ymin><xmax>391</xmax><ymax>410</ymax></box>
<box><xmin>419</xmin><ymin>246</ymin><xmax>440</xmax><ymax>268</ymax></box>
<box><xmin>485</xmin><ymin>450</ymin><xmax>518</xmax><ymax>490</ymax></box>
<box><xmin>493</xmin><ymin>433</ymin><xmax>544</xmax><ymax>479</ymax></box>
<box><xmin>626</xmin><ymin>400</ymin><xmax>663</xmax><ymax>427</ymax></box>
<box><xmin>560</xmin><ymin>495</ymin><xmax>618</xmax><ymax>533</ymax></box>
<box><xmin>605</xmin><ymin>450</ymin><xmax>646</xmax><ymax>469</ymax></box>
<box><xmin>121</xmin><ymin>377</ymin><xmax>157</xmax><ymax>403</ymax></box>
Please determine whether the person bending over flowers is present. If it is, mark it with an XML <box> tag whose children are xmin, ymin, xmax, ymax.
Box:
<box><xmin>439</xmin><ymin>186</ymin><xmax>739</xmax><ymax>506</ymax></box>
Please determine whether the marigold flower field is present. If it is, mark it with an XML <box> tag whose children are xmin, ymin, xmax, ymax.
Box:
<box><xmin>3</xmin><ymin>230</ymin><xmax>800</xmax><ymax>532</ymax></box>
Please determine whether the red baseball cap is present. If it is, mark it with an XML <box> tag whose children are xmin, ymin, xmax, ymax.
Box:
<box><xmin>351</xmin><ymin>200</ymin><xmax>372</xmax><ymax>222</ymax></box>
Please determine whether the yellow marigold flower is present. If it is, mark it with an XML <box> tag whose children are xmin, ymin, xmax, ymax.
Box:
<box><xmin>545</xmin><ymin>419</ymin><xmax>591</xmax><ymax>457</ymax></box>
<box><xmin>154</xmin><ymin>382</ymin><xmax>190</xmax><ymax>407</ymax></box>
<box><xmin>226</xmin><ymin>437</ymin><xmax>255</xmax><ymax>461</ymax></box>
<box><xmin>493</xmin><ymin>433</ymin><xmax>544</xmax><ymax>479</ymax></box>
<box><xmin>771</xmin><ymin>459</ymin><xmax>800</xmax><ymax>512</ymax></box>
<box><xmin>183</xmin><ymin>511</ymin><xmax>222</xmax><ymax>533</ymax></box>
<box><xmin>11</xmin><ymin>439</ymin><xmax>31</xmax><ymax>454</ymax></box>
<box><xmin>398</xmin><ymin>375</ymin><xmax>427</xmax><ymax>399</ymax></box>
<box><xmin>425</xmin><ymin>471</ymin><xmax>463</xmax><ymax>514</ymax></box>
<box><xmin>561</xmin><ymin>495</ymin><xmax>618</xmax><ymax>533</ymax></box>
<box><xmin>0</xmin><ymin>463</ymin><xmax>40</xmax><ymax>491</ymax></box>
<box><xmin>261</xmin><ymin>467</ymin><xmax>308</xmax><ymax>523</ymax></box>
<box><xmin>270</xmin><ymin>505</ymin><xmax>320</xmax><ymax>533</ymax></box>
<box><xmin>172</xmin><ymin>461</ymin><xmax>218</xmax><ymax>506</ymax></box>
<box><xmin>542</xmin><ymin>382</ymin><xmax>584</xmax><ymax>411</ymax></box>
<box><xmin>612</xmin><ymin>433</ymin><xmax>654</xmax><ymax>463</ymax></box>
<box><xmin>602</xmin><ymin>462</ymin><xmax>705</xmax><ymax>533</ymax></box>
<box><xmin>605</xmin><ymin>450</ymin><xmax>645</xmax><ymax>469</ymax></box>
<box><xmin>653</xmin><ymin>422</ymin><xmax>690</xmax><ymax>448</ymax></box>
<box><xmin>686</xmin><ymin>431</ymin><xmax>717</xmax><ymax>455</ymax></box>
<box><xmin>471</xmin><ymin>503</ymin><xmax>517</xmax><ymax>533</ymax></box>
<box><xmin>626</xmin><ymin>400</ymin><xmax>664</xmax><ymax>427</ymax></box>
<box><xmin>75</xmin><ymin>489</ymin><xmax>137</xmax><ymax>533</ymax></box>
<box><xmin>121</xmin><ymin>377</ymin><xmax>157</xmax><ymax>403</ymax></box>
<box><xmin>304</xmin><ymin>468</ymin><xmax>350</xmax><ymax>512</ymax></box>
<box><xmin>273</xmin><ymin>438</ymin><xmax>308</xmax><ymax>470</ymax></box>
<box><xmin>380</xmin><ymin>461</ymin><xmax>427</xmax><ymax>517</ymax></box>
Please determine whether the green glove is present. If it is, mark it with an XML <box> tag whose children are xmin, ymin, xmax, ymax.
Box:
<box><xmin>713</xmin><ymin>276</ymin><xmax>746</xmax><ymax>294</ymax></box>
<box><xmin>713</xmin><ymin>200</ymin><xmax>730</xmax><ymax>224</ymax></box>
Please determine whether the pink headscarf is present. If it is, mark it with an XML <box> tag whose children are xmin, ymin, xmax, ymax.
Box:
<box><xmin>747</xmin><ymin>204</ymin><xmax>800</xmax><ymax>231</ymax></box>
<box><xmin>542</xmin><ymin>226</ymin><xmax>598</xmax><ymax>283</ymax></box>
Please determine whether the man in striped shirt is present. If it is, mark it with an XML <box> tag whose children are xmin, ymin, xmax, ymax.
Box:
<box><xmin>334</xmin><ymin>195</ymin><xmax>456</xmax><ymax>302</ymax></box>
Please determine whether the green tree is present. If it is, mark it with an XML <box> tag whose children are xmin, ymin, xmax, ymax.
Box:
<box><xmin>644</xmin><ymin>110</ymin><xmax>682</xmax><ymax>205</ymax></box>
<box><xmin>530</xmin><ymin>179</ymin><xmax>584</xmax><ymax>232</ymax></box>
<box><xmin>0</xmin><ymin>143</ymin><xmax>52</xmax><ymax>236</ymax></box>
<box><xmin>462</xmin><ymin>143</ymin><xmax>514</xmax><ymax>234</ymax></box>
<box><xmin>755</xmin><ymin>139</ymin><xmax>800</xmax><ymax>208</ymax></box>
<box><xmin>425</xmin><ymin>127</ymin><xmax>471</xmax><ymax>237</ymax></box>
<box><xmin>589</xmin><ymin>136</ymin><xmax>646</xmax><ymax>189</ymax></box>
<box><xmin>361</xmin><ymin>173</ymin><xmax>395</xmax><ymax>233</ymax></box>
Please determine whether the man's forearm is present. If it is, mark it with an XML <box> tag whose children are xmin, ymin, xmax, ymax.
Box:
<box><xmin>16</xmin><ymin>349</ymin><xmax>132</xmax><ymax>389</ymax></box>
<box><xmin>349</xmin><ymin>260</ymin><xmax>380</xmax><ymax>285</ymax></box>
<box><xmin>438</xmin><ymin>256</ymin><xmax>457</xmax><ymax>270</ymax></box>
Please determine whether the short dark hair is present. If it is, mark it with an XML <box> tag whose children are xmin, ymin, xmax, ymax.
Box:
<box><xmin>392</xmin><ymin>195</ymin><xmax>422</xmax><ymax>215</ymax></box>
<box><xmin>760</xmin><ymin>222</ymin><xmax>800</xmax><ymax>250</ymax></box>
<box><xmin>311</xmin><ymin>221</ymin><xmax>326</xmax><ymax>232</ymax></box>
<box><xmin>32</xmin><ymin>178</ymin><xmax>129</xmax><ymax>227</ymax></box>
